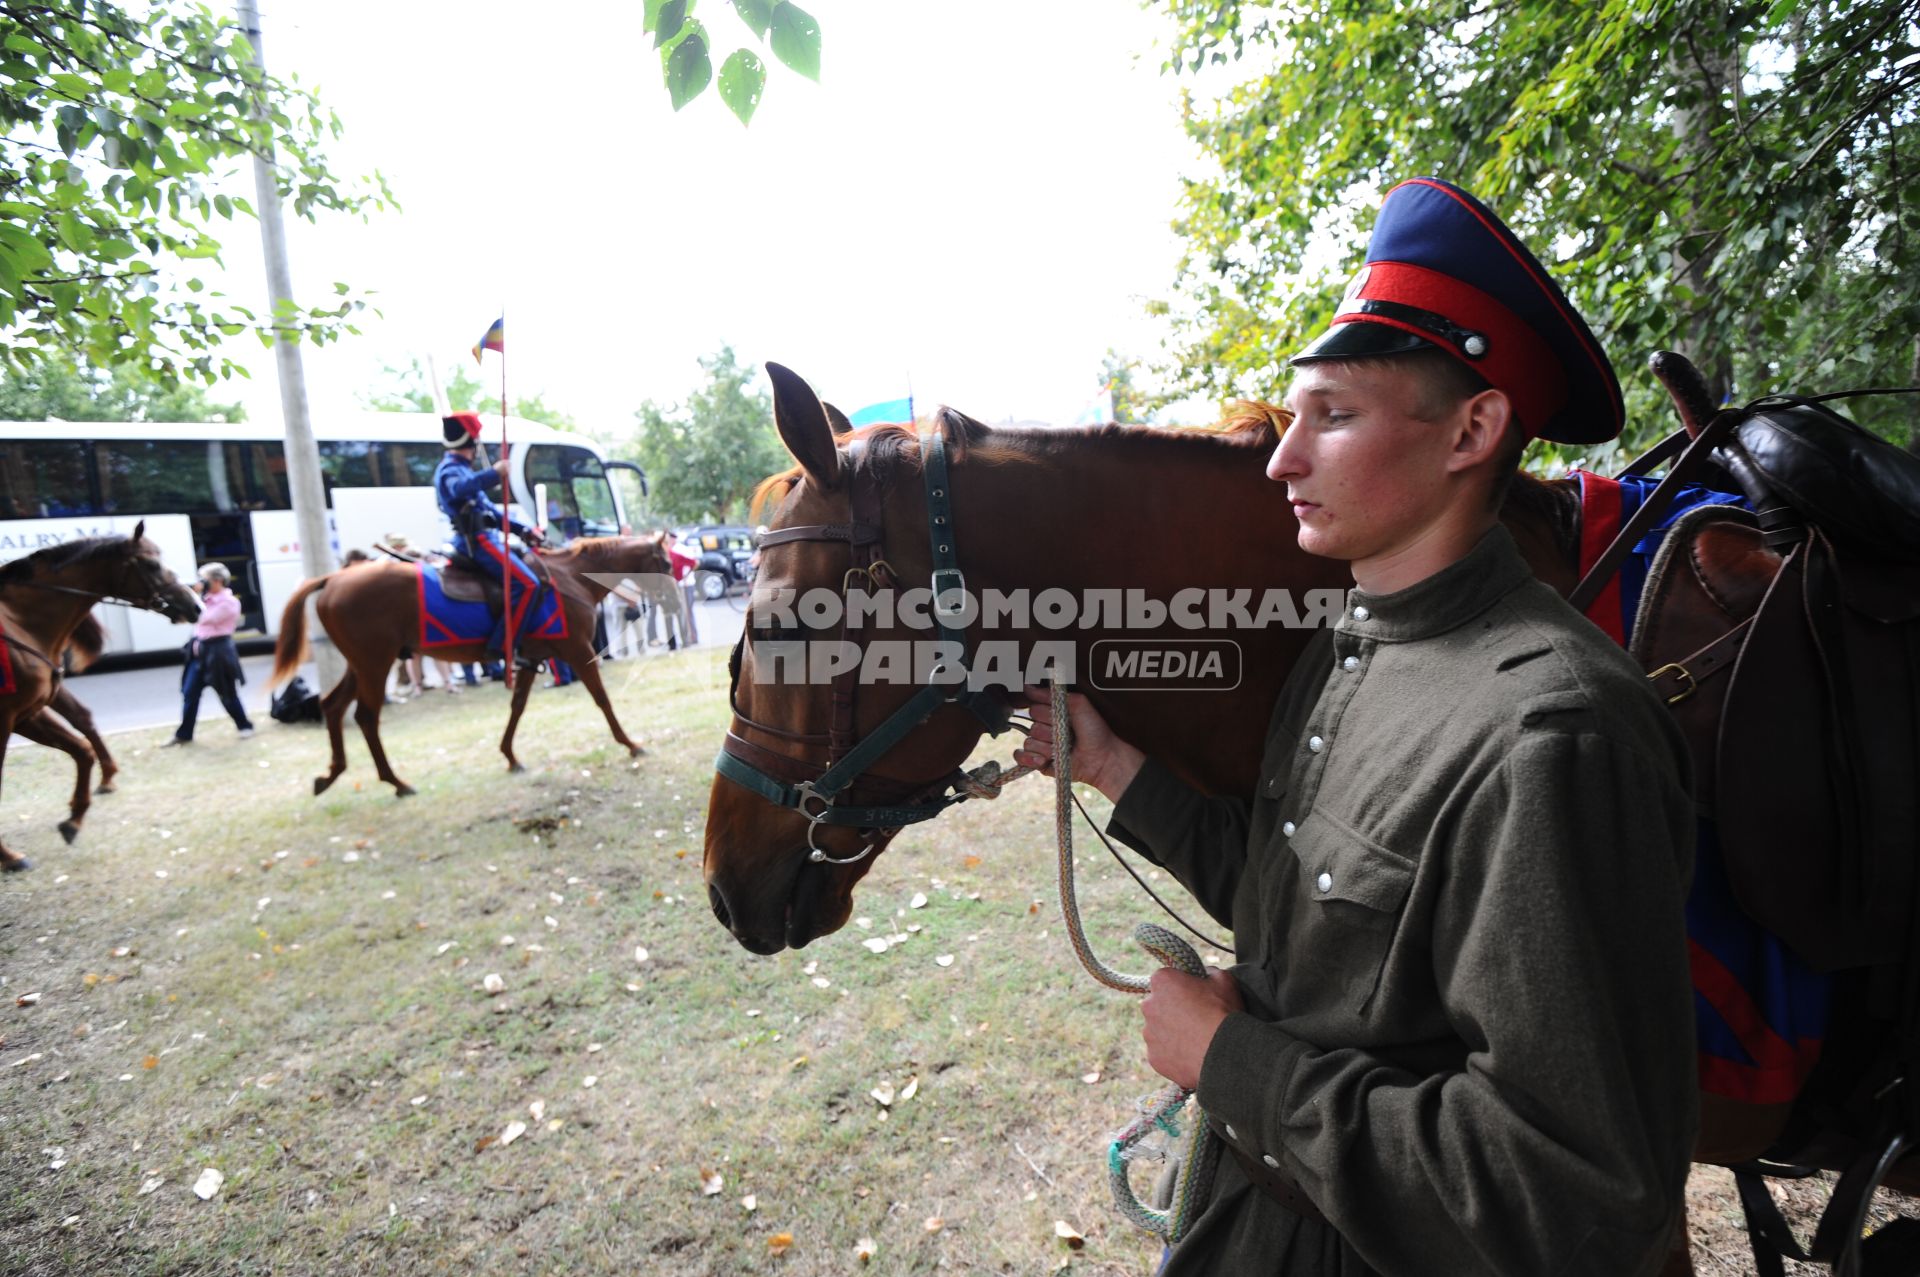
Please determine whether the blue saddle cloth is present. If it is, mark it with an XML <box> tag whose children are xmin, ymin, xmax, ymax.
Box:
<box><xmin>415</xmin><ymin>564</ymin><xmax>567</xmax><ymax>650</ymax></box>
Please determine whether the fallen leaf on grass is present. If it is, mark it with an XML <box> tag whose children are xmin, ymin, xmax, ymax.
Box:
<box><xmin>482</xmin><ymin>973</ymin><xmax>506</xmax><ymax>995</ymax></box>
<box><xmin>110</xmin><ymin>946</ymin><xmax>134</xmax><ymax>958</ymax></box>
<box><xmin>1054</xmin><ymin>1219</ymin><xmax>1086</xmax><ymax>1248</ymax></box>
<box><xmin>138</xmin><ymin>1176</ymin><xmax>164</xmax><ymax>1197</ymax></box>
<box><xmin>582</xmin><ymin>1076</ymin><xmax>598</xmax><ymax>1089</ymax></box>
<box><xmin>1081</xmin><ymin>1070</ymin><xmax>1101</xmax><ymax>1085</ymax></box>
<box><xmin>740</xmin><ymin>1193</ymin><xmax>757</xmax><ymax>1212</ymax></box>
<box><xmin>498</xmin><ymin>1121</ymin><xmax>527</xmax><ymax>1147</ymax></box>
<box><xmin>855</xmin><ymin>1237</ymin><xmax>876</xmax><ymax>1263</ymax></box>
<box><xmin>83</xmin><ymin>973</ymin><xmax>100</xmax><ymax>989</ymax></box>
<box><xmin>142</xmin><ymin>1055</ymin><xmax>158</xmax><ymax>1070</ymax></box>
<box><xmin>923</xmin><ymin>1215</ymin><xmax>944</xmax><ymax>1234</ymax></box>
<box><xmin>869</xmin><ymin>1084</ymin><xmax>895</xmax><ymax>1108</ymax></box>
<box><xmin>899</xmin><ymin>1076</ymin><xmax>919</xmax><ymax>1102</ymax></box>
<box><xmin>633</xmin><ymin>946</ymin><xmax>650</xmax><ymax>964</ymax></box>
<box><xmin>861</xmin><ymin>938</ymin><xmax>890</xmax><ymax>955</ymax></box>
<box><xmin>768</xmin><ymin>1232</ymin><xmax>793</xmax><ymax>1255</ymax></box>
<box><xmin>528</xmin><ymin>1099</ymin><xmax>546</xmax><ymax>1122</ymax></box>
<box><xmin>699</xmin><ymin>1168</ymin><xmax>724</xmax><ymax>1197</ymax></box>
<box><xmin>935</xmin><ymin>954</ymin><xmax>955</xmax><ymax>968</ymax></box>
<box><xmin>963</xmin><ymin>855</ymin><xmax>982</xmax><ymax>869</ymax></box>
<box><xmin>192</xmin><ymin>1168</ymin><xmax>224</xmax><ymax>1200</ymax></box>
<box><xmin>910</xmin><ymin>893</ymin><xmax>929</xmax><ymax>909</ymax></box>
<box><xmin>16</xmin><ymin>992</ymin><xmax>41</xmax><ymax>1007</ymax></box>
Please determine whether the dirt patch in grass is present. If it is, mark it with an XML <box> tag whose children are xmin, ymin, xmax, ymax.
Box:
<box><xmin>0</xmin><ymin>647</ymin><xmax>1910</xmax><ymax>1274</ymax></box>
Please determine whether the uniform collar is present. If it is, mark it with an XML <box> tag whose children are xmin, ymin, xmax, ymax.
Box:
<box><xmin>1335</xmin><ymin>524</ymin><xmax>1533</xmax><ymax>643</ymax></box>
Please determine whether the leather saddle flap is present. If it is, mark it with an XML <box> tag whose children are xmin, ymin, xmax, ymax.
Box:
<box><xmin>438</xmin><ymin>554</ymin><xmax>548</xmax><ymax>607</ymax></box>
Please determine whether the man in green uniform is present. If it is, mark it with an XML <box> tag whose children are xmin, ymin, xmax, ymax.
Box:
<box><xmin>1016</xmin><ymin>178</ymin><xmax>1696</xmax><ymax>1276</ymax></box>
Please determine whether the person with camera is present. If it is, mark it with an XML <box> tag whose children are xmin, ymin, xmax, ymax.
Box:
<box><xmin>161</xmin><ymin>562</ymin><xmax>254</xmax><ymax>746</ymax></box>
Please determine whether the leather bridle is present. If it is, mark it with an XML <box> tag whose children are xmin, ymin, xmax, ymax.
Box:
<box><xmin>714</xmin><ymin>432</ymin><xmax>1015</xmax><ymax>865</ymax></box>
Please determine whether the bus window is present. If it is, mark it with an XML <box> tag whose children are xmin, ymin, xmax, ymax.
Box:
<box><xmin>525</xmin><ymin>444</ymin><xmax>620</xmax><ymax>541</ymax></box>
<box><xmin>222</xmin><ymin>441</ymin><xmax>291</xmax><ymax>510</ymax></box>
<box><xmin>391</xmin><ymin>443</ymin><xmax>443</xmax><ymax>485</ymax></box>
<box><xmin>94</xmin><ymin>439</ymin><xmax>224</xmax><ymax>514</ymax></box>
<box><xmin>0</xmin><ymin>440</ymin><xmax>94</xmax><ymax>518</ymax></box>
<box><xmin>318</xmin><ymin>440</ymin><xmax>439</xmax><ymax>491</ymax></box>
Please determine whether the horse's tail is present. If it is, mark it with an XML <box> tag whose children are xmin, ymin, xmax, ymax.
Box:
<box><xmin>271</xmin><ymin>575</ymin><xmax>329</xmax><ymax>687</ymax></box>
<box><xmin>67</xmin><ymin>612</ymin><xmax>107</xmax><ymax>672</ymax></box>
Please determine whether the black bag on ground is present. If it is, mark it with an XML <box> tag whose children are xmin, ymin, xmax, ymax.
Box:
<box><xmin>270</xmin><ymin>676</ymin><xmax>322</xmax><ymax>724</ymax></box>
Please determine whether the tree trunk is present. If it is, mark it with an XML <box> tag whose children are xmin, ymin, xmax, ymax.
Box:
<box><xmin>1669</xmin><ymin>17</ymin><xmax>1741</xmax><ymax>402</ymax></box>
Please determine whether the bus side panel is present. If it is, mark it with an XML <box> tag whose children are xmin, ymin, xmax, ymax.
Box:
<box><xmin>330</xmin><ymin>487</ymin><xmax>447</xmax><ymax>567</ymax></box>
<box><xmin>250</xmin><ymin>509</ymin><xmax>335</xmax><ymax>643</ymax></box>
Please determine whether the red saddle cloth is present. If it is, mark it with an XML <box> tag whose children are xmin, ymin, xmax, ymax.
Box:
<box><xmin>0</xmin><ymin>622</ymin><xmax>16</xmax><ymax>696</ymax></box>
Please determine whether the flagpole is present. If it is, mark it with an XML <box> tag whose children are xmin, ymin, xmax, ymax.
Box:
<box><xmin>499</xmin><ymin>306</ymin><xmax>513</xmax><ymax>682</ymax></box>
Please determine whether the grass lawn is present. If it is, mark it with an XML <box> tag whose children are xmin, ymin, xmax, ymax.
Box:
<box><xmin>0</xmin><ymin>646</ymin><xmax>1901</xmax><ymax>1275</ymax></box>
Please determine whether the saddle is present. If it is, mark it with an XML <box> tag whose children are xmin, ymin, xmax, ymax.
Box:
<box><xmin>438</xmin><ymin>552</ymin><xmax>551</xmax><ymax>612</ymax></box>
<box><xmin>1601</xmin><ymin>389</ymin><xmax>1920</xmax><ymax>1272</ymax></box>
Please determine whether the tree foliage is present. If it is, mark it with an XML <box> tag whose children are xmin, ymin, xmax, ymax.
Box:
<box><xmin>0</xmin><ymin>0</ymin><xmax>391</xmax><ymax>385</ymax></box>
<box><xmin>1102</xmin><ymin>348</ymin><xmax>1149</xmax><ymax>425</ymax></box>
<box><xmin>0</xmin><ymin>355</ymin><xmax>243</xmax><ymax>420</ymax></box>
<box><xmin>1158</xmin><ymin>0</ymin><xmax>1920</xmax><ymax>459</ymax></box>
<box><xmin>645</xmin><ymin>0</ymin><xmax>820</xmax><ymax>126</ymax></box>
<box><xmin>361</xmin><ymin>358</ymin><xmax>576</xmax><ymax>430</ymax></box>
<box><xmin>622</xmin><ymin>345</ymin><xmax>786</xmax><ymax>526</ymax></box>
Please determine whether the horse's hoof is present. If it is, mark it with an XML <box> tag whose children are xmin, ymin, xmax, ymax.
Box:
<box><xmin>508</xmin><ymin>761</ymin><xmax>526</xmax><ymax>774</ymax></box>
<box><xmin>395</xmin><ymin>784</ymin><xmax>416</xmax><ymax>798</ymax></box>
<box><xmin>58</xmin><ymin>821</ymin><xmax>80</xmax><ymax>845</ymax></box>
<box><xmin>1</xmin><ymin>857</ymin><xmax>31</xmax><ymax>873</ymax></box>
<box><xmin>313</xmin><ymin>775</ymin><xmax>336</xmax><ymax>796</ymax></box>
<box><xmin>95</xmin><ymin>781</ymin><xmax>116</xmax><ymax>795</ymax></box>
<box><xmin>627</xmin><ymin>744</ymin><xmax>646</xmax><ymax>759</ymax></box>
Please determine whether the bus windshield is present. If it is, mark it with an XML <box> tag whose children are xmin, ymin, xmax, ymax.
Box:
<box><xmin>525</xmin><ymin>444</ymin><xmax>621</xmax><ymax>542</ymax></box>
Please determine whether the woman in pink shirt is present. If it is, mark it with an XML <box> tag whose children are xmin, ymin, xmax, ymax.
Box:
<box><xmin>161</xmin><ymin>562</ymin><xmax>254</xmax><ymax>745</ymax></box>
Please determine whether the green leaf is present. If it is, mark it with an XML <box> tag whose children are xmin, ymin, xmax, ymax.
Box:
<box><xmin>731</xmin><ymin>0</ymin><xmax>775</xmax><ymax>38</ymax></box>
<box><xmin>767</xmin><ymin>2</ymin><xmax>819</xmax><ymax>80</ymax></box>
<box><xmin>655</xmin><ymin>0</ymin><xmax>689</xmax><ymax>48</ymax></box>
<box><xmin>717</xmin><ymin>49</ymin><xmax>765</xmax><ymax>125</ymax></box>
<box><xmin>643</xmin><ymin>0</ymin><xmax>665</xmax><ymax>33</ymax></box>
<box><xmin>664</xmin><ymin>29</ymin><xmax>713</xmax><ymax>110</ymax></box>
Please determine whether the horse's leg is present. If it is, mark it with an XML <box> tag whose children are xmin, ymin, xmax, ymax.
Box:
<box><xmin>53</xmin><ymin>689</ymin><xmax>116</xmax><ymax>792</ymax></box>
<box><xmin>0</xmin><ymin>729</ymin><xmax>25</xmax><ymax>872</ymax></box>
<box><xmin>348</xmin><ymin>656</ymin><xmax>413</xmax><ymax>797</ymax></box>
<box><xmin>14</xmin><ymin>712</ymin><xmax>93</xmax><ymax>844</ymax></box>
<box><xmin>573</xmin><ymin>657</ymin><xmax>644</xmax><ymax>759</ymax></box>
<box><xmin>314</xmin><ymin>668</ymin><xmax>357</xmax><ymax>796</ymax></box>
<box><xmin>499</xmin><ymin>666</ymin><xmax>537</xmax><ymax>774</ymax></box>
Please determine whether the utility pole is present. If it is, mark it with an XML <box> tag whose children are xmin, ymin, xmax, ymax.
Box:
<box><xmin>238</xmin><ymin>0</ymin><xmax>342</xmax><ymax>689</ymax></box>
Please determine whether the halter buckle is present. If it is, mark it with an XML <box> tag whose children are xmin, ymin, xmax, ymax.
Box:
<box><xmin>931</xmin><ymin>567</ymin><xmax>967</xmax><ymax>621</ymax></box>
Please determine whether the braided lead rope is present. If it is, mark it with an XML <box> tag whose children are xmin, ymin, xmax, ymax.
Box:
<box><xmin>1047</xmin><ymin>682</ymin><xmax>1218</xmax><ymax>1242</ymax></box>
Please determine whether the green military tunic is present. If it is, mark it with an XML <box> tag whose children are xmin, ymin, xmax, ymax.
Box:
<box><xmin>1109</xmin><ymin>526</ymin><xmax>1696</xmax><ymax>1277</ymax></box>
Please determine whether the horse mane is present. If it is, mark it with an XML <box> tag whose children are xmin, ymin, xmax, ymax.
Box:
<box><xmin>66</xmin><ymin>612</ymin><xmax>106</xmax><ymax>671</ymax></box>
<box><xmin>0</xmin><ymin>535</ymin><xmax>131</xmax><ymax>586</ymax></box>
<box><xmin>748</xmin><ymin>402</ymin><xmax>1281</xmax><ymax>521</ymax></box>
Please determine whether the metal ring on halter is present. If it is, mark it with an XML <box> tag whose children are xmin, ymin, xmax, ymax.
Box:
<box><xmin>795</xmin><ymin>783</ymin><xmax>878</xmax><ymax>866</ymax></box>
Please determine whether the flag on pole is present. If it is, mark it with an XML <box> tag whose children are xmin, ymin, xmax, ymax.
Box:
<box><xmin>847</xmin><ymin>396</ymin><xmax>914</xmax><ymax>426</ymax></box>
<box><xmin>471</xmin><ymin>316</ymin><xmax>504</xmax><ymax>364</ymax></box>
<box><xmin>1070</xmin><ymin>380</ymin><xmax>1115</xmax><ymax>426</ymax></box>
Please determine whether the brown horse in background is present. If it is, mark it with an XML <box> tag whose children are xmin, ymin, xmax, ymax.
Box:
<box><xmin>11</xmin><ymin>614</ymin><xmax>123</xmax><ymax>847</ymax></box>
<box><xmin>270</xmin><ymin>534</ymin><xmax>672</xmax><ymax>797</ymax></box>
<box><xmin>0</xmin><ymin>526</ymin><xmax>201</xmax><ymax>871</ymax></box>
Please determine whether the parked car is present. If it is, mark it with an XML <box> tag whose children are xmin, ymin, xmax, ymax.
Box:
<box><xmin>682</xmin><ymin>525</ymin><xmax>756</xmax><ymax>599</ymax></box>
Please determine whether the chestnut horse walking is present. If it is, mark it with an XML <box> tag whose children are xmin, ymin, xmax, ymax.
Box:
<box><xmin>0</xmin><ymin>527</ymin><xmax>201</xmax><ymax>871</ymax></box>
<box><xmin>269</xmin><ymin>534</ymin><xmax>672</xmax><ymax>796</ymax></box>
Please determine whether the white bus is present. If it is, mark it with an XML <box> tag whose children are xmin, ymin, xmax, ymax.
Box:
<box><xmin>0</xmin><ymin>413</ymin><xmax>645</xmax><ymax>656</ymax></box>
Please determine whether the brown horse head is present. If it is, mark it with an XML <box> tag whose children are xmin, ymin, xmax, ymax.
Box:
<box><xmin>0</xmin><ymin>521</ymin><xmax>201</xmax><ymax>625</ymax></box>
<box><xmin>704</xmin><ymin>365</ymin><xmax>1011</xmax><ymax>953</ymax></box>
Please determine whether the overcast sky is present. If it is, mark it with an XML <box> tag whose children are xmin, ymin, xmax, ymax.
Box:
<box><xmin>205</xmin><ymin>1</ymin><xmax>1220</xmax><ymax>434</ymax></box>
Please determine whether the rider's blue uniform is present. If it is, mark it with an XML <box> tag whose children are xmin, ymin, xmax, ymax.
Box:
<box><xmin>433</xmin><ymin>450</ymin><xmax>542</xmax><ymax>655</ymax></box>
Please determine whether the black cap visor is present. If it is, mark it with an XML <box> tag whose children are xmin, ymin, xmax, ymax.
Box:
<box><xmin>1291</xmin><ymin>320</ymin><xmax>1438</xmax><ymax>366</ymax></box>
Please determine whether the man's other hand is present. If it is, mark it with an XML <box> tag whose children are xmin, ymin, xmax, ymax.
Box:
<box><xmin>1142</xmin><ymin>968</ymin><xmax>1244</xmax><ymax>1091</ymax></box>
<box><xmin>1014</xmin><ymin>687</ymin><xmax>1146</xmax><ymax>803</ymax></box>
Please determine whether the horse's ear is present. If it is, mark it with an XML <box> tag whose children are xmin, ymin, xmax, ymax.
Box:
<box><xmin>822</xmin><ymin>402</ymin><xmax>854</xmax><ymax>438</ymax></box>
<box><xmin>131</xmin><ymin>519</ymin><xmax>145</xmax><ymax>543</ymax></box>
<box><xmin>767</xmin><ymin>362</ymin><xmax>843</xmax><ymax>490</ymax></box>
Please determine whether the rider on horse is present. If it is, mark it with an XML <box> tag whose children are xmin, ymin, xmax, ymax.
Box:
<box><xmin>433</xmin><ymin>411</ymin><xmax>548</xmax><ymax>663</ymax></box>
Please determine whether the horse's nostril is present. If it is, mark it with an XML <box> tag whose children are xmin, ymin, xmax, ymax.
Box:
<box><xmin>708</xmin><ymin>883</ymin><xmax>731</xmax><ymax>931</ymax></box>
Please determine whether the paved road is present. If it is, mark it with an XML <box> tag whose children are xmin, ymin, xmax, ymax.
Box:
<box><xmin>42</xmin><ymin>596</ymin><xmax>747</xmax><ymax>737</ymax></box>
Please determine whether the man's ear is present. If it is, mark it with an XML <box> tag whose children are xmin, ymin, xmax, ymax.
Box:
<box><xmin>1446</xmin><ymin>388</ymin><xmax>1515</xmax><ymax>474</ymax></box>
<box><xmin>767</xmin><ymin>363</ymin><xmax>843</xmax><ymax>490</ymax></box>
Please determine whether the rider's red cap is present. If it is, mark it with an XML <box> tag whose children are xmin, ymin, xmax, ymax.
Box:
<box><xmin>442</xmin><ymin>412</ymin><xmax>484</xmax><ymax>446</ymax></box>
